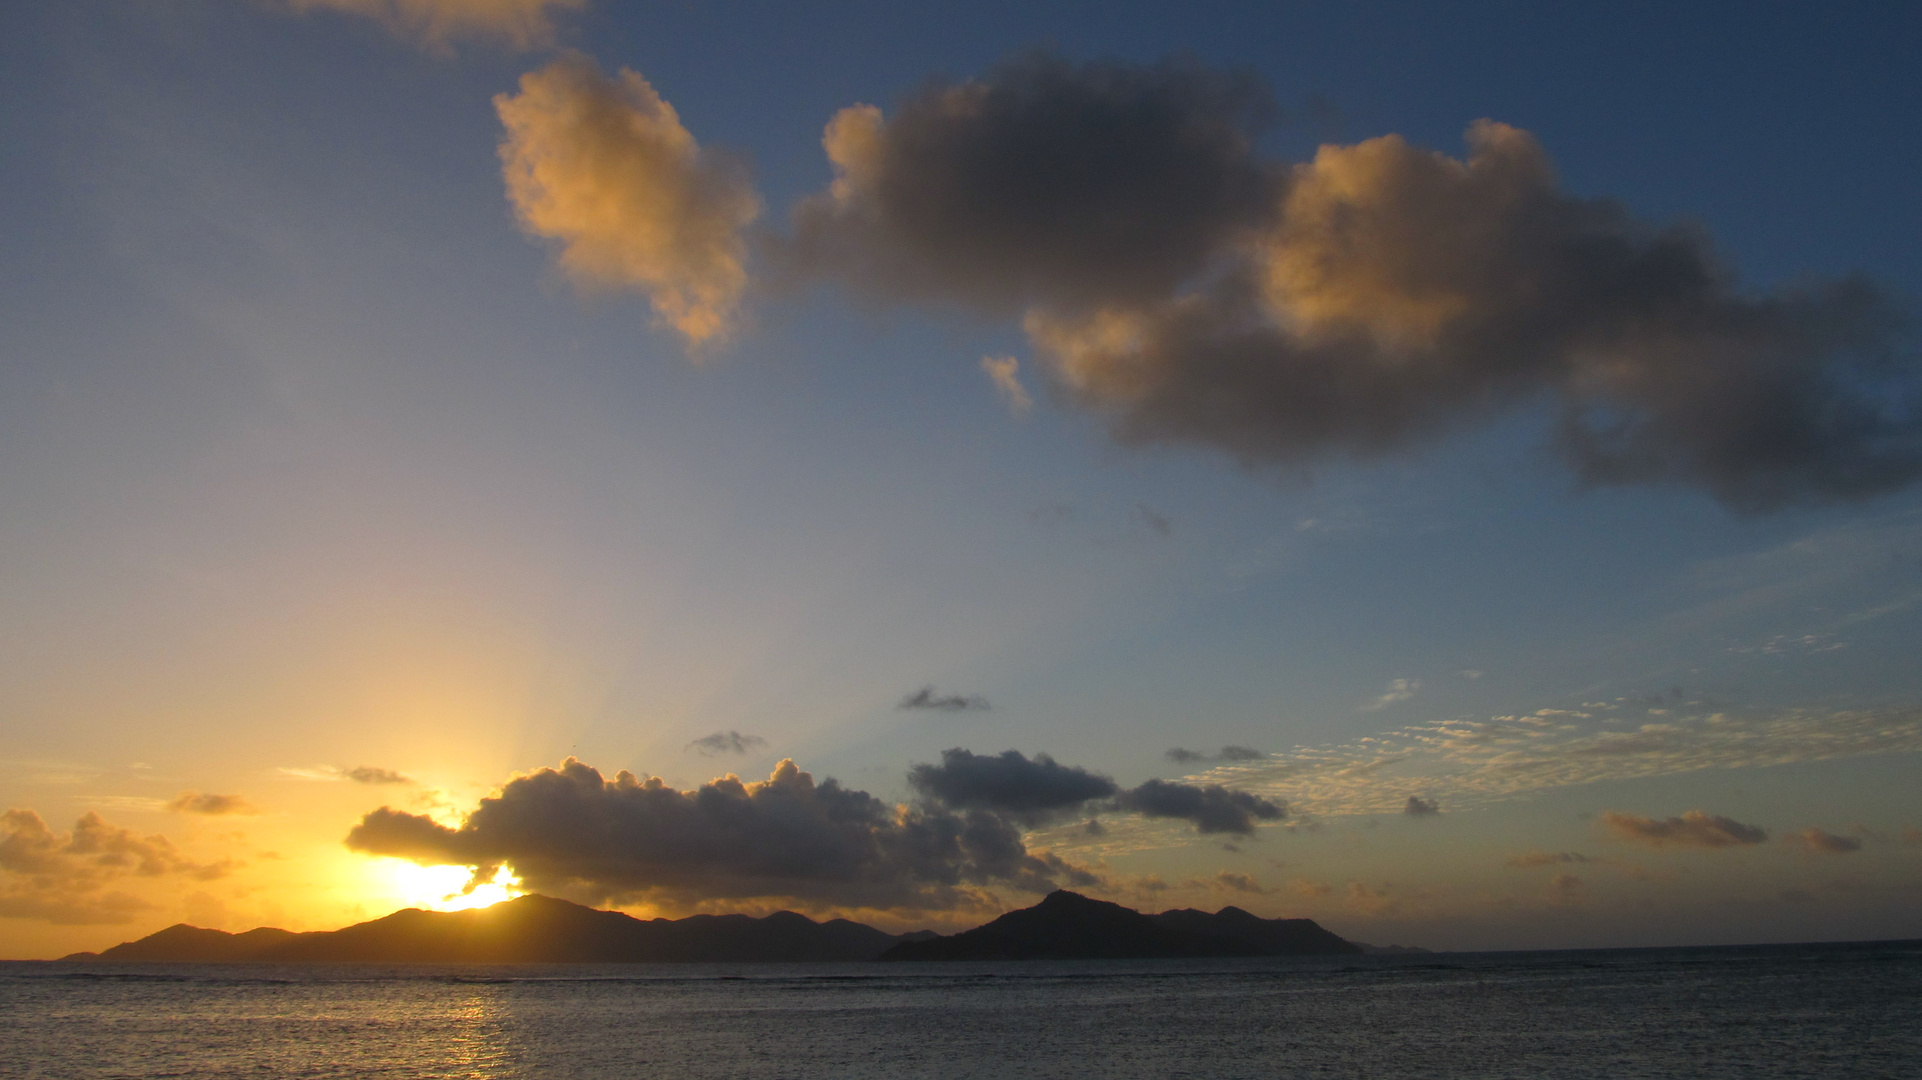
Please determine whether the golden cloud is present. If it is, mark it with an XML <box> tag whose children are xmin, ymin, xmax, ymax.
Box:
<box><xmin>496</xmin><ymin>54</ymin><xmax>761</xmax><ymax>347</ymax></box>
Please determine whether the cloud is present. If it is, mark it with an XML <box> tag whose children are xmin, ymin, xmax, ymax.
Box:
<box><xmin>496</xmin><ymin>54</ymin><xmax>761</xmax><ymax>346</ymax></box>
<box><xmin>1136</xmin><ymin>504</ymin><xmax>1174</xmax><ymax>537</ymax></box>
<box><xmin>1194</xmin><ymin>704</ymin><xmax>1922</xmax><ymax>819</ymax></box>
<box><xmin>0</xmin><ymin>809</ymin><xmax>233</xmax><ymax>925</ymax></box>
<box><xmin>1602</xmin><ymin>810</ymin><xmax>1768</xmax><ymax>849</ymax></box>
<box><xmin>344</xmin><ymin>766</ymin><xmax>411</xmax><ymax>785</ymax></box>
<box><xmin>1402</xmin><ymin>795</ymin><xmax>1440</xmax><ymax>817</ymax></box>
<box><xmin>166</xmin><ymin>792</ymin><xmax>257</xmax><ymax>816</ymax></box>
<box><xmin>907</xmin><ymin>749</ymin><xmax>1285</xmax><ymax>836</ymax></box>
<box><xmin>1546</xmin><ymin>873</ymin><xmax>1586</xmax><ymax>905</ymax></box>
<box><xmin>897</xmin><ymin>686</ymin><xmax>992</xmax><ymax>712</ymax></box>
<box><xmin>685</xmin><ymin>731</ymin><xmax>769</xmax><ymax>757</ymax></box>
<box><xmin>1208</xmin><ymin>871</ymin><xmax>1268</xmax><ymax>895</ymax></box>
<box><xmin>790</xmin><ymin>52</ymin><xmax>1920</xmax><ymax>510</ymax></box>
<box><xmin>784</xmin><ymin>50</ymin><xmax>1280</xmax><ymax>314</ymax></box>
<box><xmin>285</xmin><ymin>0</ymin><xmax>584</xmax><ymax>50</ymax></box>
<box><xmin>1167</xmin><ymin>745</ymin><xmax>1265</xmax><ymax>764</ymax></box>
<box><xmin>981</xmin><ymin>355</ymin><xmax>1033</xmax><ymax>414</ymax></box>
<box><xmin>1112</xmin><ymin>779</ymin><xmax>1285</xmax><ymax>836</ymax></box>
<box><xmin>907</xmin><ymin>749</ymin><xmax>1118</xmax><ymax>825</ymax></box>
<box><xmin>1505</xmin><ymin>851</ymin><xmax>1590</xmax><ymax>868</ymax></box>
<box><xmin>1363</xmin><ymin>678</ymin><xmax>1420</xmax><ymax>711</ymax></box>
<box><xmin>1790</xmin><ymin>827</ymin><xmax>1863</xmax><ymax>854</ymax></box>
<box><xmin>346</xmin><ymin>758</ymin><xmax>1090</xmax><ymax>913</ymax></box>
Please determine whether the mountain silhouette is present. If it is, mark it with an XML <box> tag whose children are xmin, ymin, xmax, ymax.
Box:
<box><xmin>882</xmin><ymin>890</ymin><xmax>1360</xmax><ymax>960</ymax></box>
<box><xmin>65</xmin><ymin>894</ymin><xmax>921</xmax><ymax>964</ymax></box>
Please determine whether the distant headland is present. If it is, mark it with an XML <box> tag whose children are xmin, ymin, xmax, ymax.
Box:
<box><xmin>61</xmin><ymin>891</ymin><xmax>1377</xmax><ymax>964</ymax></box>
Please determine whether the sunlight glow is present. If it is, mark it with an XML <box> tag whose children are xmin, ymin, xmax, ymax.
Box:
<box><xmin>389</xmin><ymin>862</ymin><xmax>523</xmax><ymax>912</ymax></box>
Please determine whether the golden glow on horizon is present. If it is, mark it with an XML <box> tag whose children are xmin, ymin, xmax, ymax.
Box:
<box><xmin>387</xmin><ymin>862</ymin><xmax>523</xmax><ymax>912</ymax></box>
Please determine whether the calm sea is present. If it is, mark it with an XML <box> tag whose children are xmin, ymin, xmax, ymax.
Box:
<box><xmin>3</xmin><ymin>941</ymin><xmax>1918</xmax><ymax>1079</ymax></box>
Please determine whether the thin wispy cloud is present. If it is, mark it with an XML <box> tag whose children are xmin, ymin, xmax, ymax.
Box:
<box><xmin>1362</xmin><ymin>678</ymin><xmax>1420</xmax><ymax>711</ymax></box>
<box><xmin>898</xmin><ymin>686</ymin><xmax>991</xmax><ymax>712</ymax></box>
<box><xmin>1602</xmin><ymin>810</ymin><xmax>1768</xmax><ymax>849</ymax></box>
<box><xmin>284</xmin><ymin>0</ymin><xmax>585</xmax><ymax>51</ymax></box>
<box><xmin>684</xmin><ymin>730</ymin><xmax>768</xmax><ymax>757</ymax></box>
<box><xmin>166</xmin><ymin>792</ymin><xmax>257</xmax><ymax>816</ymax></box>
<box><xmin>1187</xmin><ymin>703</ymin><xmax>1922</xmax><ymax>818</ymax></box>
<box><xmin>981</xmin><ymin>355</ymin><xmax>1033</xmax><ymax>414</ymax></box>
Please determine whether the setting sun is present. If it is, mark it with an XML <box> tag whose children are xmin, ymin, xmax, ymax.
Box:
<box><xmin>387</xmin><ymin>863</ymin><xmax>522</xmax><ymax>912</ymax></box>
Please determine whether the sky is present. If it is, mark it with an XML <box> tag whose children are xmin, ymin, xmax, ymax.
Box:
<box><xmin>2</xmin><ymin>0</ymin><xmax>1920</xmax><ymax>958</ymax></box>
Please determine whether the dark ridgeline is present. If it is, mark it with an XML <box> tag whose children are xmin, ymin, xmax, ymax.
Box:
<box><xmin>882</xmin><ymin>890</ymin><xmax>1360</xmax><ymax>960</ymax></box>
<box><xmin>62</xmin><ymin>890</ymin><xmax>1360</xmax><ymax>964</ymax></box>
<box><xmin>65</xmin><ymin>895</ymin><xmax>918</xmax><ymax>964</ymax></box>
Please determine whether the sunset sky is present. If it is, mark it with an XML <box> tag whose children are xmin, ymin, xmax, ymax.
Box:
<box><xmin>3</xmin><ymin>0</ymin><xmax>1919</xmax><ymax>959</ymax></box>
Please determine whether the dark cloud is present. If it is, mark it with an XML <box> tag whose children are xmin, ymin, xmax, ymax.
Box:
<box><xmin>0</xmin><ymin>809</ymin><xmax>232</xmax><ymax>925</ymax></box>
<box><xmin>790</xmin><ymin>50</ymin><xmax>1921</xmax><ymax>511</ymax></box>
<box><xmin>897</xmin><ymin>686</ymin><xmax>992</xmax><ymax>712</ymax></box>
<box><xmin>1113</xmin><ymin>779</ymin><xmax>1285</xmax><ymax>835</ymax></box>
<box><xmin>1602</xmin><ymin>809</ymin><xmax>1768</xmax><ymax>849</ymax></box>
<box><xmin>1403</xmin><ymin>795</ymin><xmax>1441</xmax><ymax>817</ymax></box>
<box><xmin>907</xmin><ymin>748</ymin><xmax>1117</xmax><ymax>825</ymax></box>
<box><xmin>685</xmin><ymin>730</ymin><xmax>769</xmax><ymax>756</ymax></box>
<box><xmin>344</xmin><ymin>766</ymin><xmax>410</xmax><ymax>785</ymax></box>
<box><xmin>347</xmin><ymin>758</ymin><xmax>1089</xmax><ymax>913</ymax></box>
<box><xmin>1791</xmin><ymin>827</ymin><xmax>1863</xmax><ymax>854</ymax></box>
<box><xmin>1165</xmin><ymin>745</ymin><xmax>1265</xmax><ymax>764</ymax></box>
<box><xmin>166</xmin><ymin>792</ymin><xmax>256</xmax><ymax>816</ymax></box>
<box><xmin>785</xmin><ymin>49</ymin><xmax>1280</xmax><ymax>314</ymax></box>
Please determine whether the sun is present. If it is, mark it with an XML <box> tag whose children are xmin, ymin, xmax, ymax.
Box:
<box><xmin>387</xmin><ymin>862</ymin><xmax>524</xmax><ymax>912</ymax></box>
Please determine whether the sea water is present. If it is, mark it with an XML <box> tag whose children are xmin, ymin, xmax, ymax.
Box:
<box><xmin>3</xmin><ymin>941</ymin><xmax>1918</xmax><ymax>1079</ymax></box>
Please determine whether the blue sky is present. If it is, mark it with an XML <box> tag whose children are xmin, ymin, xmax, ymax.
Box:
<box><xmin>0</xmin><ymin>0</ymin><xmax>1918</xmax><ymax>956</ymax></box>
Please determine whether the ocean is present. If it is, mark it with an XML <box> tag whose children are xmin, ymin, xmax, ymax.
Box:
<box><xmin>4</xmin><ymin>940</ymin><xmax>1918</xmax><ymax>1079</ymax></box>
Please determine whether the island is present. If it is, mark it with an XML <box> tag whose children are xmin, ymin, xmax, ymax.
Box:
<box><xmin>62</xmin><ymin>890</ymin><xmax>1365</xmax><ymax>964</ymax></box>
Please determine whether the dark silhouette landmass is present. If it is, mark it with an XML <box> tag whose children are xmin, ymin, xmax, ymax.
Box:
<box><xmin>63</xmin><ymin>894</ymin><xmax>927</xmax><ymax>964</ymax></box>
<box><xmin>62</xmin><ymin>891</ymin><xmax>1366</xmax><ymax>964</ymax></box>
<box><xmin>882</xmin><ymin>890</ymin><xmax>1361</xmax><ymax>960</ymax></box>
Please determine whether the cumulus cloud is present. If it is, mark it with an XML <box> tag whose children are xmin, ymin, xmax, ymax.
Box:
<box><xmin>344</xmin><ymin>766</ymin><xmax>411</xmax><ymax>785</ymax></box>
<box><xmin>907</xmin><ymin>749</ymin><xmax>1117</xmax><ymax>825</ymax></box>
<box><xmin>897</xmin><ymin>686</ymin><xmax>992</xmax><ymax>712</ymax></box>
<box><xmin>1402</xmin><ymin>795</ymin><xmax>1440</xmax><ymax>817</ymax></box>
<box><xmin>908</xmin><ymin>749</ymin><xmax>1285</xmax><ymax>836</ymax></box>
<box><xmin>496</xmin><ymin>54</ymin><xmax>760</xmax><ymax>346</ymax></box>
<box><xmin>789</xmin><ymin>51</ymin><xmax>1920</xmax><ymax>510</ymax></box>
<box><xmin>166</xmin><ymin>792</ymin><xmax>256</xmax><ymax>816</ymax></box>
<box><xmin>685</xmin><ymin>731</ymin><xmax>768</xmax><ymax>757</ymax></box>
<box><xmin>1790</xmin><ymin>827</ymin><xmax>1863</xmax><ymax>854</ymax></box>
<box><xmin>785</xmin><ymin>50</ymin><xmax>1279</xmax><ymax>314</ymax></box>
<box><xmin>1112</xmin><ymin>778</ymin><xmax>1285</xmax><ymax>836</ymax></box>
<box><xmin>0</xmin><ymin>809</ymin><xmax>233</xmax><ymax>925</ymax></box>
<box><xmin>286</xmin><ymin>0</ymin><xmax>584</xmax><ymax>50</ymax></box>
<box><xmin>347</xmin><ymin>758</ymin><xmax>1089</xmax><ymax>913</ymax></box>
<box><xmin>1602</xmin><ymin>810</ymin><xmax>1768</xmax><ymax>849</ymax></box>
<box><xmin>981</xmin><ymin>355</ymin><xmax>1033</xmax><ymax>414</ymax></box>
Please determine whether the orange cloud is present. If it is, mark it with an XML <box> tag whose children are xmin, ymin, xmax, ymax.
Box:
<box><xmin>166</xmin><ymin>792</ymin><xmax>257</xmax><ymax>816</ymax></box>
<box><xmin>496</xmin><ymin>54</ymin><xmax>761</xmax><ymax>347</ymax></box>
<box><xmin>1602</xmin><ymin>810</ymin><xmax>1768</xmax><ymax>849</ymax></box>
